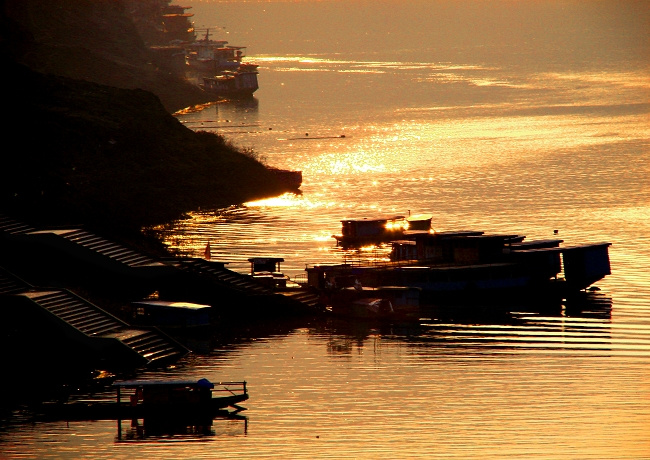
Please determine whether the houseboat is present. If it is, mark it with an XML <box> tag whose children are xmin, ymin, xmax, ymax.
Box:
<box><xmin>332</xmin><ymin>214</ymin><xmax>432</xmax><ymax>247</ymax></box>
<box><xmin>310</xmin><ymin>226</ymin><xmax>611</xmax><ymax>303</ymax></box>
<box><xmin>36</xmin><ymin>378</ymin><xmax>248</xmax><ymax>422</ymax></box>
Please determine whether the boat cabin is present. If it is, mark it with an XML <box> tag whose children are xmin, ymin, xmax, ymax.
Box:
<box><xmin>306</xmin><ymin>264</ymin><xmax>351</xmax><ymax>290</ymax></box>
<box><xmin>558</xmin><ymin>242</ymin><xmax>612</xmax><ymax>289</ymax></box>
<box><xmin>333</xmin><ymin>215</ymin><xmax>407</xmax><ymax>246</ymax></box>
<box><xmin>249</xmin><ymin>257</ymin><xmax>288</xmax><ymax>288</ymax></box>
<box><xmin>406</xmin><ymin>214</ymin><xmax>433</xmax><ymax>231</ymax></box>
<box><xmin>249</xmin><ymin>257</ymin><xmax>284</xmax><ymax>274</ymax></box>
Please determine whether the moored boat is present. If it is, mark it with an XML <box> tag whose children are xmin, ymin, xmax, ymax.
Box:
<box><xmin>332</xmin><ymin>213</ymin><xmax>432</xmax><ymax>247</ymax></box>
<box><xmin>311</xmin><ymin>223</ymin><xmax>611</xmax><ymax>303</ymax></box>
<box><xmin>201</xmin><ymin>63</ymin><xmax>259</xmax><ymax>99</ymax></box>
<box><xmin>333</xmin><ymin>215</ymin><xmax>408</xmax><ymax>247</ymax></box>
<box><xmin>248</xmin><ymin>256</ymin><xmax>290</xmax><ymax>289</ymax></box>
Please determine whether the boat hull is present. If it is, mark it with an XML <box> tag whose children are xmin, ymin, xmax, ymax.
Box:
<box><xmin>307</xmin><ymin>242</ymin><xmax>611</xmax><ymax>304</ymax></box>
<box><xmin>201</xmin><ymin>69</ymin><xmax>259</xmax><ymax>99</ymax></box>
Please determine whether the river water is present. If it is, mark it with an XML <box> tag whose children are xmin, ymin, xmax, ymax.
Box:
<box><xmin>2</xmin><ymin>1</ymin><xmax>649</xmax><ymax>458</ymax></box>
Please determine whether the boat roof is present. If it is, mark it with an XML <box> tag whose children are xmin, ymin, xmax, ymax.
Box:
<box><xmin>341</xmin><ymin>215</ymin><xmax>405</xmax><ymax>223</ymax></box>
<box><xmin>248</xmin><ymin>257</ymin><xmax>285</xmax><ymax>263</ymax></box>
<box><xmin>406</xmin><ymin>214</ymin><xmax>432</xmax><ymax>221</ymax></box>
<box><xmin>455</xmin><ymin>233</ymin><xmax>523</xmax><ymax>240</ymax></box>
<box><xmin>432</xmin><ymin>230</ymin><xmax>485</xmax><ymax>237</ymax></box>
<box><xmin>113</xmin><ymin>378</ymin><xmax>214</xmax><ymax>389</ymax></box>
<box><xmin>510</xmin><ymin>239</ymin><xmax>564</xmax><ymax>247</ymax></box>
<box><xmin>396</xmin><ymin>263</ymin><xmax>517</xmax><ymax>271</ymax></box>
<box><xmin>132</xmin><ymin>300</ymin><xmax>211</xmax><ymax>310</ymax></box>
<box><xmin>561</xmin><ymin>242</ymin><xmax>612</xmax><ymax>250</ymax></box>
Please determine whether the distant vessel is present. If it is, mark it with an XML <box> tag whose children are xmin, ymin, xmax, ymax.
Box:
<box><xmin>185</xmin><ymin>29</ymin><xmax>246</xmax><ymax>73</ymax></box>
<box><xmin>200</xmin><ymin>63</ymin><xmax>259</xmax><ymax>98</ymax></box>
<box><xmin>185</xmin><ymin>29</ymin><xmax>260</xmax><ymax>99</ymax></box>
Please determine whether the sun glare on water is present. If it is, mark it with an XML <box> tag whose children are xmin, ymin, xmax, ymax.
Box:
<box><xmin>244</xmin><ymin>193</ymin><xmax>306</xmax><ymax>208</ymax></box>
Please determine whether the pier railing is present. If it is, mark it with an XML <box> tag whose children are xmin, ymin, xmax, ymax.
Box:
<box><xmin>214</xmin><ymin>381</ymin><xmax>248</xmax><ymax>396</ymax></box>
<box><xmin>303</xmin><ymin>257</ymin><xmax>423</xmax><ymax>272</ymax></box>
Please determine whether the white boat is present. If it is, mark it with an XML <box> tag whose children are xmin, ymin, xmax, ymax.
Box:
<box><xmin>185</xmin><ymin>29</ymin><xmax>246</xmax><ymax>73</ymax></box>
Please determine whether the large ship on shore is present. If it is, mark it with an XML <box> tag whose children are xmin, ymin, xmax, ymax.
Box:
<box><xmin>186</xmin><ymin>29</ymin><xmax>260</xmax><ymax>98</ymax></box>
<box><xmin>185</xmin><ymin>29</ymin><xmax>247</xmax><ymax>73</ymax></box>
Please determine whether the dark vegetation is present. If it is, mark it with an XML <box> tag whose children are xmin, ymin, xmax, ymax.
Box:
<box><xmin>0</xmin><ymin>0</ymin><xmax>288</xmax><ymax>234</ymax></box>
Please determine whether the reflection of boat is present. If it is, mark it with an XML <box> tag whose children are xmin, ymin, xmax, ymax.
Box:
<box><xmin>326</xmin><ymin>285</ymin><xmax>421</xmax><ymax>319</ymax></box>
<box><xmin>311</xmin><ymin>224</ymin><xmax>612</xmax><ymax>303</ymax></box>
<box><xmin>201</xmin><ymin>63</ymin><xmax>259</xmax><ymax>99</ymax></box>
<box><xmin>36</xmin><ymin>378</ymin><xmax>248</xmax><ymax>422</ymax></box>
<box><xmin>116</xmin><ymin>411</ymin><xmax>248</xmax><ymax>441</ymax></box>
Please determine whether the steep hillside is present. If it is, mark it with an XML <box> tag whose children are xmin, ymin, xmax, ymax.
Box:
<box><xmin>0</xmin><ymin>1</ymin><xmax>289</xmax><ymax>231</ymax></box>
<box><xmin>3</xmin><ymin>0</ymin><xmax>211</xmax><ymax>112</ymax></box>
<box><xmin>2</xmin><ymin>62</ymin><xmax>286</xmax><ymax>230</ymax></box>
